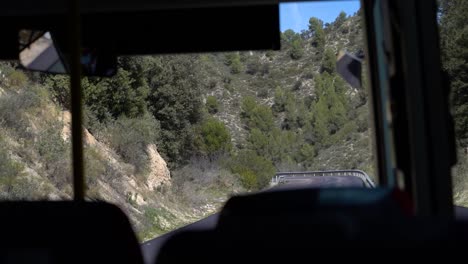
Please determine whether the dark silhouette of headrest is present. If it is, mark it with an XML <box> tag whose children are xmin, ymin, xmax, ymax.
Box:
<box><xmin>0</xmin><ymin>201</ymin><xmax>143</xmax><ymax>264</ymax></box>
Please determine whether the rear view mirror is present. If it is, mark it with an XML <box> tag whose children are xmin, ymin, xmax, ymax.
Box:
<box><xmin>19</xmin><ymin>30</ymin><xmax>117</xmax><ymax>77</ymax></box>
<box><xmin>336</xmin><ymin>50</ymin><xmax>364</xmax><ymax>89</ymax></box>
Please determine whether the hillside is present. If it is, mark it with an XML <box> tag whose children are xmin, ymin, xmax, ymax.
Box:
<box><xmin>202</xmin><ymin>11</ymin><xmax>373</xmax><ymax>174</ymax></box>
<box><xmin>0</xmin><ymin>80</ymin><xmax>237</xmax><ymax>241</ymax></box>
<box><xmin>0</xmin><ymin>10</ymin><xmax>376</xmax><ymax>241</ymax></box>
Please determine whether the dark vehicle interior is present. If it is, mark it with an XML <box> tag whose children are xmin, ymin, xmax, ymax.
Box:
<box><xmin>0</xmin><ymin>0</ymin><xmax>467</xmax><ymax>263</ymax></box>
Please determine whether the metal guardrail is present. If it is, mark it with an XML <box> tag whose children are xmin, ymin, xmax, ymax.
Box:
<box><xmin>271</xmin><ymin>170</ymin><xmax>376</xmax><ymax>188</ymax></box>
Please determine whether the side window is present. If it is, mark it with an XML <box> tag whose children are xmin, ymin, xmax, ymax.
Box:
<box><xmin>438</xmin><ymin>0</ymin><xmax>468</xmax><ymax>206</ymax></box>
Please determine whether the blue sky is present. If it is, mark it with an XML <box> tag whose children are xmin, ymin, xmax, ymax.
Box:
<box><xmin>280</xmin><ymin>1</ymin><xmax>361</xmax><ymax>33</ymax></box>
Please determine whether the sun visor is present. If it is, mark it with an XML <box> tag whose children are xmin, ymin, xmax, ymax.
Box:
<box><xmin>0</xmin><ymin>4</ymin><xmax>280</xmax><ymax>60</ymax></box>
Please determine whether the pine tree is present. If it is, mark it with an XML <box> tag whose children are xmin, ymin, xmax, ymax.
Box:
<box><xmin>322</xmin><ymin>48</ymin><xmax>336</xmax><ymax>74</ymax></box>
<box><xmin>309</xmin><ymin>17</ymin><xmax>325</xmax><ymax>53</ymax></box>
<box><xmin>290</xmin><ymin>38</ymin><xmax>304</xmax><ymax>60</ymax></box>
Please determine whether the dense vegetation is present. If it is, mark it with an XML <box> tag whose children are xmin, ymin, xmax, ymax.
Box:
<box><xmin>0</xmin><ymin>10</ymin><xmax>372</xmax><ymax>198</ymax></box>
<box><xmin>58</xmin><ymin>9</ymin><xmax>370</xmax><ymax>191</ymax></box>
<box><xmin>439</xmin><ymin>0</ymin><xmax>468</xmax><ymax>203</ymax></box>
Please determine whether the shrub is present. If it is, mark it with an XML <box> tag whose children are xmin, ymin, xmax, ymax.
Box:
<box><xmin>229</xmin><ymin>150</ymin><xmax>275</xmax><ymax>190</ymax></box>
<box><xmin>257</xmin><ymin>86</ymin><xmax>269</xmax><ymax>98</ymax></box>
<box><xmin>142</xmin><ymin>207</ymin><xmax>176</xmax><ymax>235</ymax></box>
<box><xmin>329</xmin><ymin>121</ymin><xmax>358</xmax><ymax>144</ymax></box>
<box><xmin>36</xmin><ymin>122</ymin><xmax>72</xmax><ymax>189</ymax></box>
<box><xmin>260</xmin><ymin>63</ymin><xmax>270</xmax><ymax>76</ymax></box>
<box><xmin>106</xmin><ymin>114</ymin><xmax>160</xmax><ymax>175</ymax></box>
<box><xmin>265</xmin><ymin>50</ymin><xmax>275</xmax><ymax>60</ymax></box>
<box><xmin>230</xmin><ymin>57</ymin><xmax>244</xmax><ymax>74</ymax></box>
<box><xmin>298</xmin><ymin>143</ymin><xmax>315</xmax><ymax>168</ymax></box>
<box><xmin>169</xmin><ymin>154</ymin><xmax>241</xmax><ymax>207</ymax></box>
<box><xmin>241</xmin><ymin>96</ymin><xmax>257</xmax><ymax>118</ymax></box>
<box><xmin>334</xmin><ymin>11</ymin><xmax>347</xmax><ymax>28</ymax></box>
<box><xmin>0</xmin><ymin>85</ymin><xmax>50</xmax><ymax>139</ymax></box>
<box><xmin>225</xmin><ymin>53</ymin><xmax>243</xmax><ymax>74</ymax></box>
<box><xmin>240</xmin><ymin>96</ymin><xmax>274</xmax><ymax>132</ymax></box>
<box><xmin>194</xmin><ymin>118</ymin><xmax>232</xmax><ymax>157</ymax></box>
<box><xmin>272</xmin><ymin>87</ymin><xmax>286</xmax><ymax>113</ymax></box>
<box><xmin>309</xmin><ymin>17</ymin><xmax>325</xmax><ymax>52</ymax></box>
<box><xmin>237</xmin><ymin>168</ymin><xmax>257</xmax><ymax>190</ymax></box>
<box><xmin>43</xmin><ymin>75</ymin><xmax>70</xmax><ymax>108</ymax></box>
<box><xmin>249</xmin><ymin>105</ymin><xmax>275</xmax><ymax>132</ymax></box>
<box><xmin>0</xmin><ymin>139</ymin><xmax>27</xmax><ymax>198</ymax></box>
<box><xmin>208</xmin><ymin>79</ymin><xmax>217</xmax><ymax>89</ymax></box>
<box><xmin>6</xmin><ymin>70</ymin><xmax>28</xmax><ymax>89</ymax></box>
<box><xmin>321</xmin><ymin>48</ymin><xmax>336</xmax><ymax>74</ymax></box>
<box><xmin>84</xmin><ymin>147</ymin><xmax>106</xmax><ymax>187</ymax></box>
<box><xmin>246</xmin><ymin>60</ymin><xmax>261</xmax><ymax>75</ymax></box>
<box><xmin>247</xmin><ymin>128</ymin><xmax>269</xmax><ymax>156</ymax></box>
<box><xmin>290</xmin><ymin>38</ymin><xmax>304</xmax><ymax>60</ymax></box>
<box><xmin>206</xmin><ymin>96</ymin><xmax>220</xmax><ymax>114</ymax></box>
<box><xmin>355</xmin><ymin>105</ymin><xmax>370</xmax><ymax>133</ymax></box>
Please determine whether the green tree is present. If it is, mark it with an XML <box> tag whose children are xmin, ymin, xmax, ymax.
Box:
<box><xmin>225</xmin><ymin>53</ymin><xmax>243</xmax><ymax>74</ymax></box>
<box><xmin>296</xmin><ymin>99</ymin><xmax>308</xmax><ymax>128</ymax></box>
<box><xmin>251</xmin><ymin>105</ymin><xmax>275</xmax><ymax>132</ymax></box>
<box><xmin>241</xmin><ymin>96</ymin><xmax>274</xmax><ymax>132</ymax></box>
<box><xmin>43</xmin><ymin>75</ymin><xmax>71</xmax><ymax>108</ymax></box>
<box><xmin>147</xmin><ymin>55</ymin><xmax>204</xmax><ymax>165</ymax></box>
<box><xmin>241</xmin><ymin>96</ymin><xmax>257</xmax><ymax>119</ymax></box>
<box><xmin>309</xmin><ymin>17</ymin><xmax>325</xmax><ymax>52</ymax></box>
<box><xmin>290</xmin><ymin>38</ymin><xmax>304</xmax><ymax>60</ymax></box>
<box><xmin>224</xmin><ymin>53</ymin><xmax>238</xmax><ymax>66</ymax></box>
<box><xmin>195</xmin><ymin>117</ymin><xmax>232</xmax><ymax>157</ymax></box>
<box><xmin>328</xmin><ymin>92</ymin><xmax>347</xmax><ymax>134</ymax></box>
<box><xmin>334</xmin><ymin>11</ymin><xmax>347</xmax><ymax>28</ymax></box>
<box><xmin>247</xmin><ymin>128</ymin><xmax>270</xmax><ymax>157</ymax></box>
<box><xmin>298</xmin><ymin>143</ymin><xmax>315</xmax><ymax>168</ymax></box>
<box><xmin>282</xmin><ymin>29</ymin><xmax>298</xmax><ymax>44</ymax></box>
<box><xmin>230</xmin><ymin>150</ymin><xmax>275</xmax><ymax>190</ymax></box>
<box><xmin>267</xmin><ymin>128</ymin><xmax>292</xmax><ymax>163</ymax></box>
<box><xmin>322</xmin><ymin>48</ymin><xmax>336</xmax><ymax>74</ymax></box>
<box><xmin>283</xmin><ymin>94</ymin><xmax>298</xmax><ymax>130</ymax></box>
<box><xmin>272</xmin><ymin>87</ymin><xmax>286</xmax><ymax>113</ymax></box>
<box><xmin>45</xmin><ymin>66</ymin><xmax>149</xmax><ymax>122</ymax></box>
<box><xmin>311</xmin><ymin>97</ymin><xmax>329</xmax><ymax>146</ymax></box>
<box><xmin>281</xmin><ymin>29</ymin><xmax>304</xmax><ymax>59</ymax></box>
<box><xmin>313</xmin><ymin>72</ymin><xmax>348</xmax><ymax>135</ymax></box>
<box><xmin>84</xmin><ymin>69</ymin><xmax>149</xmax><ymax>122</ymax></box>
<box><xmin>230</xmin><ymin>56</ymin><xmax>244</xmax><ymax>74</ymax></box>
<box><xmin>206</xmin><ymin>96</ymin><xmax>220</xmax><ymax>114</ymax></box>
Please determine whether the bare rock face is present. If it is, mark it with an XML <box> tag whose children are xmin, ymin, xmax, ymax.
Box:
<box><xmin>59</xmin><ymin>110</ymin><xmax>171</xmax><ymax>193</ymax></box>
<box><xmin>146</xmin><ymin>144</ymin><xmax>171</xmax><ymax>190</ymax></box>
<box><xmin>59</xmin><ymin>111</ymin><xmax>96</xmax><ymax>146</ymax></box>
<box><xmin>59</xmin><ymin>111</ymin><xmax>72</xmax><ymax>141</ymax></box>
